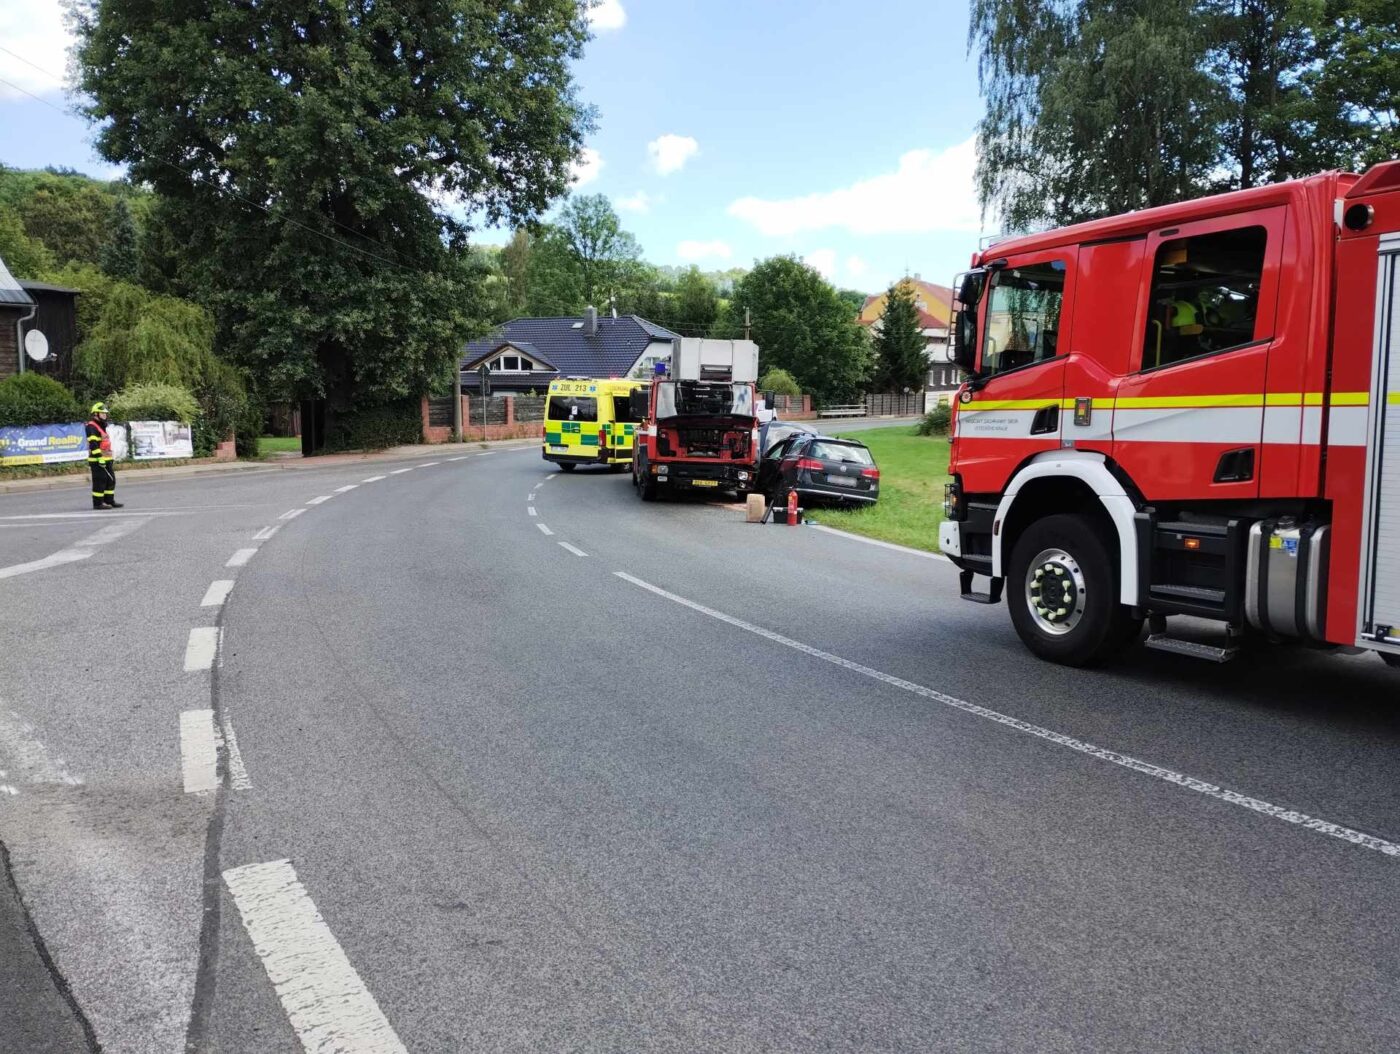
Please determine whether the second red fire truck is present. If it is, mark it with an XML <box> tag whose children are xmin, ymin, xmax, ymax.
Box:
<box><xmin>941</xmin><ymin>161</ymin><xmax>1400</xmax><ymax>668</ymax></box>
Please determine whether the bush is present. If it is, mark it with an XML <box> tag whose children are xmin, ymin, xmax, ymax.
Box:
<box><xmin>108</xmin><ymin>382</ymin><xmax>198</xmax><ymax>424</ymax></box>
<box><xmin>759</xmin><ymin>367</ymin><xmax>801</xmax><ymax>397</ymax></box>
<box><xmin>323</xmin><ymin>399</ymin><xmax>421</xmax><ymax>452</ymax></box>
<box><xmin>916</xmin><ymin>401</ymin><xmax>952</xmax><ymax>436</ymax></box>
<box><xmin>191</xmin><ymin>357</ymin><xmax>249</xmax><ymax>457</ymax></box>
<box><xmin>0</xmin><ymin>373</ymin><xmax>82</xmax><ymax>427</ymax></box>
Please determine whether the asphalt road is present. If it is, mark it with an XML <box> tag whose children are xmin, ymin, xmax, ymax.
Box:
<box><xmin>2</xmin><ymin>444</ymin><xmax>1399</xmax><ymax>1053</ymax></box>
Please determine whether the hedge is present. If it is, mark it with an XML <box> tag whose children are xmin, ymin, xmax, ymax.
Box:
<box><xmin>0</xmin><ymin>373</ymin><xmax>82</xmax><ymax>427</ymax></box>
<box><xmin>323</xmin><ymin>399</ymin><xmax>421</xmax><ymax>452</ymax></box>
<box><xmin>915</xmin><ymin>402</ymin><xmax>952</xmax><ymax>436</ymax></box>
<box><xmin>108</xmin><ymin>382</ymin><xmax>198</xmax><ymax>424</ymax></box>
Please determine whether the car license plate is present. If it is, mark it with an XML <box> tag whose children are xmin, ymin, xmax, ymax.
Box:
<box><xmin>550</xmin><ymin>445</ymin><xmax>570</xmax><ymax>454</ymax></box>
<box><xmin>691</xmin><ymin>479</ymin><xmax>719</xmax><ymax>488</ymax></box>
<box><xmin>827</xmin><ymin>475</ymin><xmax>857</xmax><ymax>487</ymax></box>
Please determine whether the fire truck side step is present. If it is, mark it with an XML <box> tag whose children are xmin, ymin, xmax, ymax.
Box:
<box><xmin>1143</xmin><ymin>633</ymin><xmax>1238</xmax><ymax>662</ymax></box>
<box><xmin>959</xmin><ymin>569</ymin><xmax>1004</xmax><ymax>605</ymax></box>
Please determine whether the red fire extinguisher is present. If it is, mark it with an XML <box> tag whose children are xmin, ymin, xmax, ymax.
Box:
<box><xmin>786</xmin><ymin>489</ymin><xmax>798</xmax><ymax>526</ymax></box>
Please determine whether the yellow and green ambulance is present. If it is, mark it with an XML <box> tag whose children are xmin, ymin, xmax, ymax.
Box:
<box><xmin>542</xmin><ymin>378</ymin><xmax>646</xmax><ymax>472</ymax></box>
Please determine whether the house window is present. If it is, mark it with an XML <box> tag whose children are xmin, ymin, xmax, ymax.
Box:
<box><xmin>494</xmin><ymin>353</ymin><xmax>536</xmax><ymax>372</ymax></box>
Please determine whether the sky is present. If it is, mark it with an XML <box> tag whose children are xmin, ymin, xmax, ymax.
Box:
<box><xmin>0</xmin><ymin>0</ymin><xmax>993</xmax><ymax>295</ymax></box>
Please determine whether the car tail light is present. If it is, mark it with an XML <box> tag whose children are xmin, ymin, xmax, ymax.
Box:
<box><xmin>861</xmin><ymin>467</ymin><xmax>879</xmax><ymax>479</ymax></box>
<box><xmin>797</xmin><ymin>457</ymin><xmax>823</xmax><ymax>472</ymax></box>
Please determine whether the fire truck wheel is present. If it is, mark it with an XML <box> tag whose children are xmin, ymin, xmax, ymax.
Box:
<box><xmin>639</xmin><ymin>475</ymin><xmax>658</xmax><ymax>501</ymax></box>
<box><xmin>1008</xmin><ymin>514</ymin><xmax>1140</xmax><ymax>667</ymax></box>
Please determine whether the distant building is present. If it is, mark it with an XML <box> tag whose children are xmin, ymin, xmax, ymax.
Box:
<box><xmin>459</xmin><ymin>307</ymin><xmax>679</xmax><ymax>392</ymax></box>
<box><xmin>857</xmin><ymin>276</ymin><xmax>960</xmax><ymax>393</ymax></box>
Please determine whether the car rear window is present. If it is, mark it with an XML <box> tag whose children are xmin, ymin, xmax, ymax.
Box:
<box><xmin>810</xmin><ymin>441</ymin><xmax>872</xmax><ymax>465</ymax></box>
<box><xmin>547</xmin><ymin>396</ymin><xmax>597</xmax><ymax>422</ymax></box>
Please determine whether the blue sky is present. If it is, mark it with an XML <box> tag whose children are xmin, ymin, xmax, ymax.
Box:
<box><xmin>0</xmin><ymin>0</ymin><xmax>991</xmax><ymax>294</ymax></box>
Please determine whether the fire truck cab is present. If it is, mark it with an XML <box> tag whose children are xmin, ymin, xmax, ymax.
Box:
<box><xmin>941</xmin><ymin>161</ymin><xmax>1400</xmax><ymax>667</ymax></box>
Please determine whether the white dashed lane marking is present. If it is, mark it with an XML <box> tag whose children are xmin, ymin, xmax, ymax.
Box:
<box><xmin>334</xmin><ymin>485</ymin><xmax>358</xmax><ymax>493</ymax></box>
<box><xmin>536</xmin><ymin>523</ymin><xmax>554</xmax><ymax>536</ymax></box>
<box><xmin>446</xmin><ymin>456</ymin><xmax>468</xmax><ymax>462</ymax></box>
<box><xmin>528</xmin><ymin>507</ymin><xmax>537</xmax><ymax>517</ymax></box>
<box><xmin>615</xmin><ymin>572</ymin><xmax>1400</xmax><ymax>861</ymax></box>
<box><xmin>252</xmin><ymin>525</ymin><xmax>280</xmax><ymax>541</ymax></box>
<box><xmin>226</xmin><ymin>548</ymin><xmax>257</xmax><ymax>568</ymax></box>
<box><xmin>223</xmin><ymin>860</ymin><xmax>408</xmax><ymax>1054</ymax></box>
<box><xmin>306</xmin><ymin>495</ymin><xmax>331</xmax><ymax>505</ymax></box>
<box><xmin>390</xmin><ymin>467</ymin><xmax>414</xmax><ymax>475</ymax></box>
<box><xmin>180</xmin><ymin>710</ymin><xmax>218</xmax><ymax>794</ymax></box>
<box><xmin>279</xmin><ymin>508</ymin><xmax>305</xmax><ymax>521</ymax></box>
<box><xmin>362</xmin><ymin>475</ymin><xmax>386</xmax><ymax>483</ymax></box>
<box><xmin>201</xmin><ymin>580</ymin><xmax>235</xmax><ymax>607</ymax></box>
<box><xmin>0</xmin><ymin>516</ymin><xmax>147</xmax><ymax>580</ymax></box>
<box><xmin>418</xmin><ymin>461</ymin><xmax>440</xmax><ymax>467</ymax></box>
<box><xmin>184</xmin><ymin>627</ymin><xmax>220</xmax><ymax>672</ymax></box>
<box><xmin>558</xmin><ymin>542</ymin><xmax>587</xmax><ymax>557</ymax></box>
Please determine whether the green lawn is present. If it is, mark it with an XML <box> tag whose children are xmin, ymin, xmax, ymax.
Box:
<box><xmin>813</xmin><ymin>425</ymin><xmax>950</xmax><ymax>552</ymax></box>
<box><xmin>256</xmin><ymin>435</ymin><xmax>301</xmax><ymax>455</ymax></box>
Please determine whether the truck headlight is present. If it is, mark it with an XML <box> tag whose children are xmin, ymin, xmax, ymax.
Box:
<box><xmin>738</xmin><ymin>471</ymin><xmax>750</xmax><ymax>481</ymax></box>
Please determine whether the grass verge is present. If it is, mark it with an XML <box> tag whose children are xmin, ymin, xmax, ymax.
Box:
<box><xmin>811</xmin><ymin>425</ymin><xmax>950</xmax><ymax>552</ymax></box>
<box><xmin>256</xmin><ymin>435</ymin><xmax>301</xmax><ymax>456</ymax></box>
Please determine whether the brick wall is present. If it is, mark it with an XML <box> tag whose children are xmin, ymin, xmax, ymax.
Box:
<box><xmin>420</xmin><ymin>395</ymin><xmax>545</xmax><ymax>443</ymax></box>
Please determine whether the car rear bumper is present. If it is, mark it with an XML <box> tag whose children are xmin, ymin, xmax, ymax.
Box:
<box><xmin>796</xmin><ymin>483</ymin><xmax>878</xmax><ymax>504</ymax></box>
<box><xmin>542</xmin><ymin>449</ymin><xmax>632</xmax><ymax>466</ymax></box>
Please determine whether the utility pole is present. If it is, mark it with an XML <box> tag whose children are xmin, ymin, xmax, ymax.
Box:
<box><xmin>452</xmin><ymin>359</ymin><xmax>463</xmax><ymax>442</ymax></box>
<box><xmin>744</xmin><ymin>307</ymin><xmax>750</xmax><ymax>341</ymax></box>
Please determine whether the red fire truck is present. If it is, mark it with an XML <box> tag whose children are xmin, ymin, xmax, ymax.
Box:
<box><xmin>631</xmin><ymin>338</ymin><xmax>762</xmax><ymax>500</ymax></box>
<box><xmin>941</xmin><ymin>161</ymin><xmax>1400</xmax><ymax>668</ymax></box>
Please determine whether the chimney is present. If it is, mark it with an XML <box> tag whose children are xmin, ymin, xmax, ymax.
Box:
<box><xmin>584</xmin><ymin>305</ymin><xmax>598</xmax><ymax>337</ymax></box>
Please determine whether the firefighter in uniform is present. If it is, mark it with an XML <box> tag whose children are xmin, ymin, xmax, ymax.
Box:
<box><xmin>85</xmin><ymin>403</ymin><xmax>123</xmax><ymax>509</ymax></box>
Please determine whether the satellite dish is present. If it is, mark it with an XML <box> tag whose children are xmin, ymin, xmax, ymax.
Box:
<box><xmin>24</xmin><ymin>330</ymin><xmax>49</xmax><ymax>363</ymax></box>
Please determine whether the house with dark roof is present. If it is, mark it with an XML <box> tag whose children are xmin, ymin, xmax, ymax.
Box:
<box><xmin>460</xmin><ymin>307</ymin><xmax>679</xmax><ymax>393</ymax></box>
<box><xmin>0</xmin><ymin>254</ymin><xmax>36</xmax><ymax>381</ymax></box>
<box><xmin>0</xmin><ymin>256</ymin><xmax>80</xmax><ymax>383</ymax></box>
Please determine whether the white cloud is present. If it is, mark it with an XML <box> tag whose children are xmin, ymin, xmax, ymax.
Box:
<box><xmin>803</xmin><ymin>249</ymin><xmax>838</xmax><ymax>280</ymax></box>
<box><xmin>0</xmin><ymin>3</ymin><xmax>70</xmax><ymax>99</ymax></box>
<box><xmin>588</xmin><ymin>0</ymin><xmax>627</xmax><ymax>31</ymax></box>
<box><xmin>845</xmin><ymin>255</ymin><xmax>870</xmax><ymax>280</ymax></box>
<box><xmin>728</xmin><ymin>137</ymin><xmax>981</xmax><ymax>236</ymax></box>
<box><xmin>615</xmin><ymin>190</ymin><xmax>659</xmax><ymax>214</ymax></box>
<box><xmin>570</xmin><ymin>147</ymin><xmax>604</xmax><ymax>187</ymax></box>
<box><xmin>677</xmin><ymin>239</ymin><xmax>732</xmax><ymax>261</ymax></box>
<box><xmin>648</xmin><ymin>134</ymin><xmax>699</xmax><ymax>176</ymax></box>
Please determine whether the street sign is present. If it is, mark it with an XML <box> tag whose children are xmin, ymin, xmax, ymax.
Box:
<box><xmin>24</xmin><ymin>330</ymin><xmax>49</xmax><ymax>363</ymax></box>
<box><xmin>478</xmin><ymin>363</ymin><xmax>491</xmax><ymax>398</ymax></box>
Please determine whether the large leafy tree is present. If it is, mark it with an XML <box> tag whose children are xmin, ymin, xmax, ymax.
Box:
<box><xmin>723</xmin><ymin>256</ymin><xmax>871</xmax><ymax>406</ymax></box>
<box><xmin>71</xmin><ymin>0</ymin><xmax>593</xmax><ymax>410</ymax></box>
<box><xmin>872</xmin><ymin>280</ymin><xmax>928</xmax><ymax>392</ymax></box>
<box><xmin>1309</xmin><ymin>0</ymin><xmax>1400</xmax><ymax>167</ymax></box>
<box><xmin>555</xmin><ymin>194</ymin><xmax>644</xmax><ymax>309</ymax></box>
<box><xmin>100</xmin><ymin>198</ymin><xmax>139</xmax><ymax>281</ymax></box>
<box><xmin>671</xmin><ymin>266</ymin><xmax>719</xmax><ymax>335</ymax></box>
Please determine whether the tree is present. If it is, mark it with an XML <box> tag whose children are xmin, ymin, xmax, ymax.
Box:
<box><xmin>835</xmin><ymin>288</ymin><xmax>868</xmax><ymax>316</ymax></box>
<box><xmin>100</xmin><ymin>198</ymin><xmax>139</xmax><ymax>280</ymax></box>
<box><xmin>758</xmin><ymin>368</ymin><xmax>801</xmax><ymax>396</ymax></box>
<box><xmin>19</xmin><ymin>179</ymin><xmax>115</xmax><ymax>266</ymax></box>
<box><xmin>524</xmin><ymin>227</ymin><xmax>587</xmax><ymax>316</ymax></box>
<box><xmin>723</xmin><ymin>256</ymin><xmax>871</xmax><ymax>406</ymax></box>
<box><xmin>72</xmin><ymin>0</ymin><xmax>593</xmax><ymax>412</ymax></box>
<box><xmin>672</xmin><ymin>266</ymin><xmax>718</xmax><ymax>335</ymax></box>
<box><xmin>873</xmin><ymin>280</ymin><xmax>928</xmax><ymax>392</ymax></box>
<box><xmin>500</xmin><ymin>230</ymin><xmax>533</xmax><ymax>317</ymax></box>
<box><xmin>1309</xmin><ymin>0</ymin><xmax>1400</xmax><ymax>168</ymax></box>
<box><xmin>0</xmin><ymin>211</ymin><xmax>56</xmax><ymax>278</ymax></box>
<box><xmin>555</xmin><ymin>195</ymin><xmax>644</xmax><ymax>309</ymax></box>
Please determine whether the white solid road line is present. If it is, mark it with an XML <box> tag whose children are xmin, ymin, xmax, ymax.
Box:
<box><xmin>536</xmin><ymin>523</ymin><xmax>554</xmax><ymax>536</ymax></box>
<box><xmin>279</xmin><ymin>508</ymin><xmax>306</xmax><ymax>521</ymax></box>
<box><xmin>223</xmin><ymin>859</ymin><xmax>408</xmax><ymax>1054</ymax></box>
<box><xmin>614</xmin><ymin>571</ymin><xmax>1400</xmax><ymax>861</ymax></box>
<box><xmin>334</xmin><ymin>484</ymin><xmax>359</xmax><ymax>493</ymax></box>
<box><xmin>0</xmin><ymin>516</ymin><xmax>146</xmax><ymax>580</ymax></box>
<box><xmin>808</xmin><ymin>524</ymin><xmax>949</xmax><ymax>562</ymax></box>
<box><xmin>226</xmin><ymin>548</ymin><xmax>258</xmax><ymax>568</ymax></box>
<box><xmin>218</xmin><ymin>713</ymin><xmax>252</xmax><ymax>791</ymax></box>
<box><xmin>390</xmin><ymin>467</ymin><xmax>414</xmax><ymax>475</ymax></box>
<box><xmin>362</xmin><ymin>475</ymin><xmax>387</xmax><ymax>483</ymax></box>
<box><xmin>558</xmin><ymin>542</ymin><xmax>587</xmax><ymax>557</ymax></box>
<box><xmin>180</xmin><ymin>710</ymin><xmax>219</xmax><ymax>794</ymax></box>
<box><xmin>201</xmin><ymin>580</ymin><xmax>235</xmax><ymax>607</ymax></box>
<box><xmin>0</xmin><ymin>709</ymin><xmax>82</xmax><ymax>790</ymax></box>
<box><xmin>184</xmin><ymin>627</ymin><xmax>220</xmax><ymax>672</ymax></box>
<box><xmin>306</xmin><ymin>495</ymin><xmax>332</xmax><ymax>505</ymax></box>
<box><xmin>252</xmin><ymin>525</ymin><xmax>280</xmax><ymax>541</ymax></box>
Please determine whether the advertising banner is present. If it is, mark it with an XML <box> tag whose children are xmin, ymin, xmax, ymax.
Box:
<box><xmin>0</xmin><ymin>422</ymin><xmax>87</xmax><ymax>466</ymax></box>
<box><xmin>129</xmin><ymin>421</ymin><xmax>193</xmax><ymax>461</ymax></box>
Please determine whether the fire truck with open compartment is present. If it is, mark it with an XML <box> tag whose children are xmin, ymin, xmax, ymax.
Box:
<box><xmin>941</xmin><ymin>161</ymin><xmax>1400</xmax><ymax>668</ymax></box>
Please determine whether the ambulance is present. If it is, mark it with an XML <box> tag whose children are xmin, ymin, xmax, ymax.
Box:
<box><xmin>542</xmin><ymin>378</ymin><xmax>647</xmax><ymax>471</ymax></box>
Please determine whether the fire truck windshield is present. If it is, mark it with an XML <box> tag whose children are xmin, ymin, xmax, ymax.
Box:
<box><xmin>655</xmin><ymin>382</ymin><xmax>753</xmax><ymax>419</ymax></box>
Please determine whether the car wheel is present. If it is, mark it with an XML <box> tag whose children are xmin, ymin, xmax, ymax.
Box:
<box><xmin>1007</xmin><ymin>513</ymin><xmax>1141</xmax><ymax>667</ymax></box>
<box><xmin>558</xmin><ymin>463</ymin><xmax>576</xmax><ymax>472</ymax></box>
<box><xmin>1381</xmin><ymin>651</ymin><xmax>1400</xmax><ymax>669</ymax></box>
